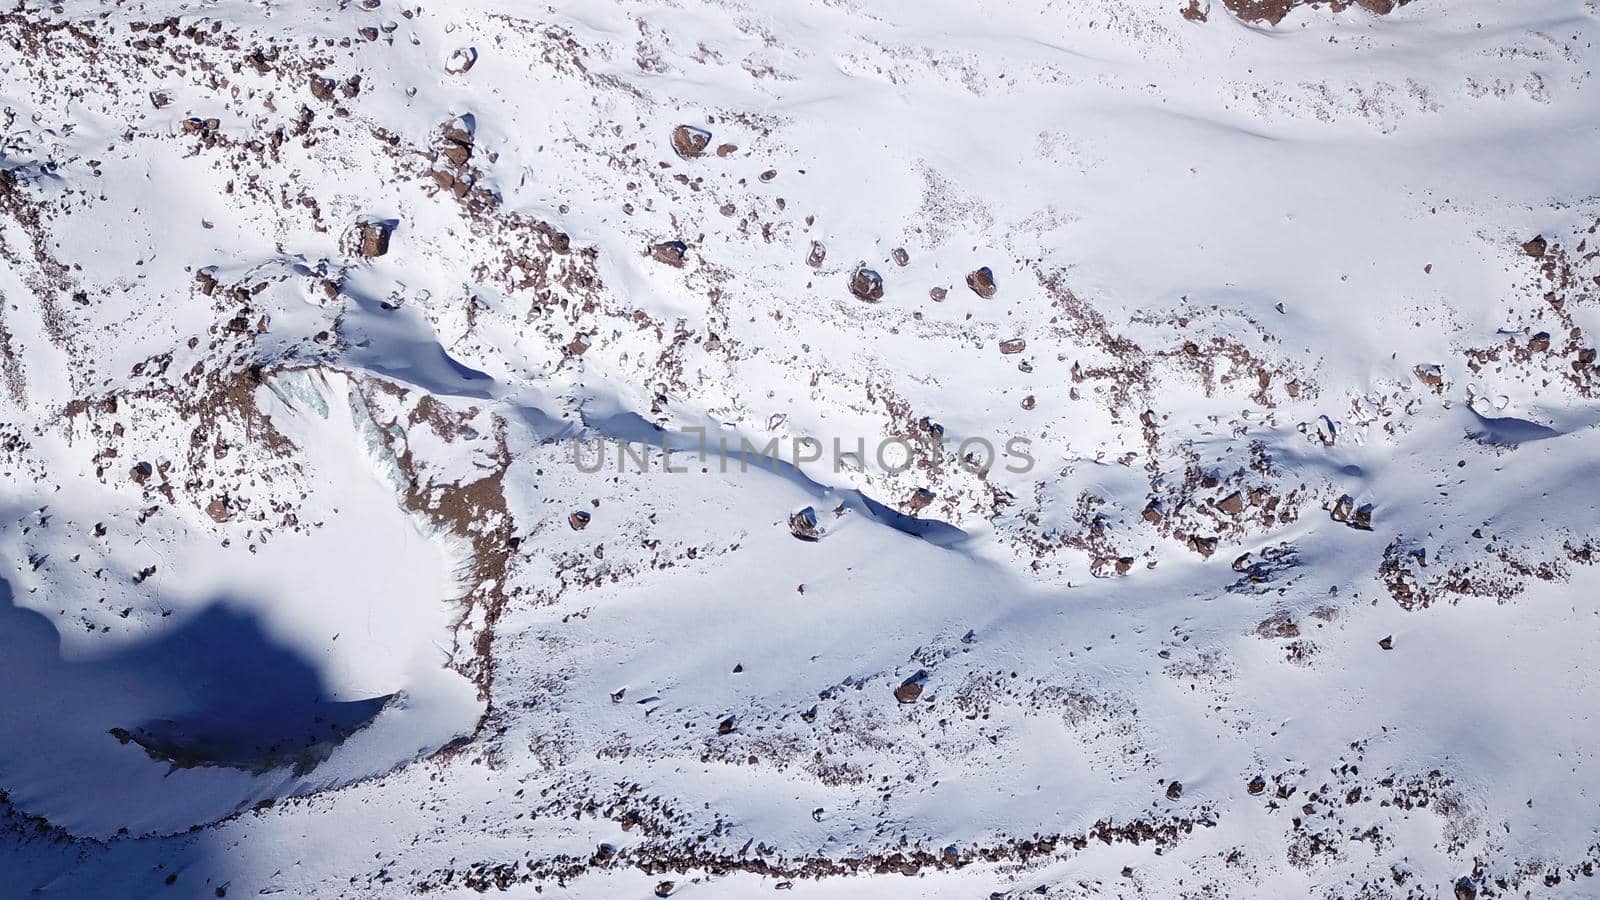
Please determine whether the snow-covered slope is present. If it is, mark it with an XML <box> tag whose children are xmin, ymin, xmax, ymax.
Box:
<box><xmin>2</xmin><ymin>0</ymin><xmax>1599</xmax><ymax>896</ymax></box>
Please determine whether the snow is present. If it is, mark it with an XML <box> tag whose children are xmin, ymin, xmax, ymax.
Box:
<box><xmin>1</xmin><ymin>0</ymin><xmax>1599</xmax><ymax>895</ymax></box>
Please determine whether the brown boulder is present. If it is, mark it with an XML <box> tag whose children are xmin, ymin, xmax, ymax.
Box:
<box><xmin>671</xmin><ymin>125</ymin><xmax>712</xmax><ymax>159</ymax></box>
<box><xmin>850</xmin><ymin>266</ymin><xmax>884</xmax><ymax>302</ymax></box>
<box><xmin>966</xmin><ymin>266</ymin><xmax>997</xmax><ymax>298</ymax></box>
<box><xmin>650</xmin><ymin>240</ymin><xmax>688</xmax><ymax>267</ymax></box>
<box><xmin>356</xmin><ymin>221</ymin><xmax>391</xmax><ymax>258</ymax></box>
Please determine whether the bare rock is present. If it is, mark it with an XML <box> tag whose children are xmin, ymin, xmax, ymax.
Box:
<box><xmin>1522</xmin><ymin>235</ymin><xmax>1547</xmax><ymax>258</ymax></box>
<box><xmin>1218</xmin><ymin>491</ymin><xmax>1245</xmax><ymax>516</ymax></box>
<box><xmin>671</xmin><ymin>125</ymin><xmax>712</xmax><ymax>159</ymax></box>
<box><xmin>1378</xmin><ymin>635</ymin><xmax>1394</xmax><ymax>651</ymax></box>
<box><xmin>966</xmin><ymin>266</ymin><xmax>998</xmax><ymax>298</ymax></box>
<box><xmin>1530</xmin><ymin>331</ymin><xmax>1551</xmax><ymax>352</ymax></box>
<box><xmin>1166</xmin><ymin>781</ymin><xmax>1183</xmax><ymax>800</ymax></box>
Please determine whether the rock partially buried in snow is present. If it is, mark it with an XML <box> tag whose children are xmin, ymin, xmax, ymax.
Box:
<box><xmin>806</xmin><ymin>241</ymin><xmax>826</xmax><ymax>268</ymax></box>
<box><xmin>789</xmin><ymin>507</ymin><xmax>822</xmax><ymax>541</ymax></box>
<box><xmin>850</xmin><ymin>265</ymin><xmax>884</xmax><ymax>302</ymax></box>
<box><xmin>999</xmin><ymin>338</ymin><xmax>1026</xmax><ymax>355</ymax></box>
<box><xmin>445</xmin><ymin>46</ymin><xmax>478</xmax><ymax>75</ymax></box>
<box><xmin>568</xmin><ymin>510</ymin><xmax>591</xmax><ymax>530</ymax></box>
<box><xmin>650</xmin><ymin>240</ymin><xmax>688</xmax><ymax>267</ymax></box>
<box><xmin>671</xmin><ymin>125</ymin><xmax>712</xmax><ymax>159</ymax></box>
<box><xmin>892</xmin><ymin>248</ymin><xmax>909</xmax><ymax>266</ymax></box>
<box><xmin>894</xmin><ymin>673</ymin><xmax>926</xmax><ymax>704</ymax></box>
<box><xmin>354</xmin><ymin>220</ymin><xmax>392</xmax><ymax>258</ymax></box>
<box><xmin>966</xmin><ymin>266</ymin><xmax>997</xmax><ymax>298</ymax></box>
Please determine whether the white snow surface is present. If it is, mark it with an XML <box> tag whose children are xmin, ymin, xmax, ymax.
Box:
<box><xmin>0</xmin><ymin>0</ymin><xmax>1598</xmax><ymax>896</ymax></box>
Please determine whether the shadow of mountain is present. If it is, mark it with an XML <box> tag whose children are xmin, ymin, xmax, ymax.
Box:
<box><xmin>0</xmin><ymin>575</ymin><xmax>392</xmax><ymax>828</ymax></box>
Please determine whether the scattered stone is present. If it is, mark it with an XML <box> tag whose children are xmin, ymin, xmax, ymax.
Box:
<box><xmin>1378</xmin><ymin>635</ymin><xmax>1393</xmax><ymax>651</ymax></box>
<box><xmin>149</xmin><ymin>91</ymin><xmax>171</xmax><ymax>108</ymax></box>
<box><xmin>1021</xmin><ymin>395</ymin><xmax>1036</xmax><ymax>410</ymax></box>
<box><xmin>892</xmin><ymin>248</ymin><xmax>909</xmax><ymax>266</ymax></box>
<box><xmin>1530</xmin><ymin>331</ymin><xmax>1551</xmax><ymax>352</ymax></box>
<box><xmin>1218</xmin><ymin>491</ymin><xmax>1245</xmax><ymax>516</ymax></box>
<box><xmin>715</xmin><ymin>143</ymin><xmax>738</xmax><ymax>157</ymax></box>
<box><xmin>567</xmin><ymin>334</ymin><xmax>592</xmax><ymax>356</ymax></box>
<box><xmin>130</xmin><ymin>461</ymin><xmax>153</xmax><ymax>484</ymax></box>
<box><xmin>907</xmin><ymin>488</ymin><xmax>935</xmax><ymax>512</ymax></box>
<box><xmin>568</xmin><ymin>510</ymin><xmax>591</xmax><ymax>530</ymax></box>
<box><xmin>655</xmin><ymin>882</ymin><xmax>675</xmax><ymax>898</ymax></box>
<box><xmin>1247</xmin><ymin>775</ymin><xmax>1266</xmax><ymax>795</ymax></box>
<box><xmin>806</xmin><ymin>241</ymin><xmax>826</xmax><ymax>268</ymax></box>
<box><xmin>759</xmin><ymin>169</ymin><xmax>777</xmax><ymax>182</ymax></box>
<box><xmin>1187</xmin><ymin>534</ymin><xmax>1218</xmax><ymax>558</ymax></box>
<box><xmin>849</xmin><ymin>265</ymin><xmax>884</xmax><ymax>302</ymax></box>
<box><xmin>966</xmin><ymin>266</ymin><xmax>998</xmax><ymax>298</ymax></box>
<box><xmin>1454</xmin><ymin>876</ymin><xmax>1477</xmax><ymax>900</ymax></box>
<box><xmin>670</xmin><ymin>125</ymin><xmax>712</xmax><ymax>159</ymax></box>
<box><xmin>789</xmin><ymin>506</ymin><xmax>822</xmax><ymax>541</ymax></box>
<box><xmin>929</xmin><ymin>287</ymin><xmax>947</xmax><ymax>302</ymax></box>
<box><xmin>717</xmin><ymin>715</ymin><xmax>736</xmax><ymax>735</ymax></box>
<box><xmin>999</xmin><ymin>338</ymin><xmax>1026</xmax><ymax>355</ymax></box>
<box><xmin>1522</xmin><ymin>235</ymin><xmax>1547</xmax><ymax>258</ymax></box>
<box><xmin>1166</xmin><ymin>781</ymin><xmax>1183</xmax><ymax>800</ymax></box>
<box><xmin>650</xmin><ymin>240</ymin><xmax>688</xmax><ymax>267</ymax></box>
